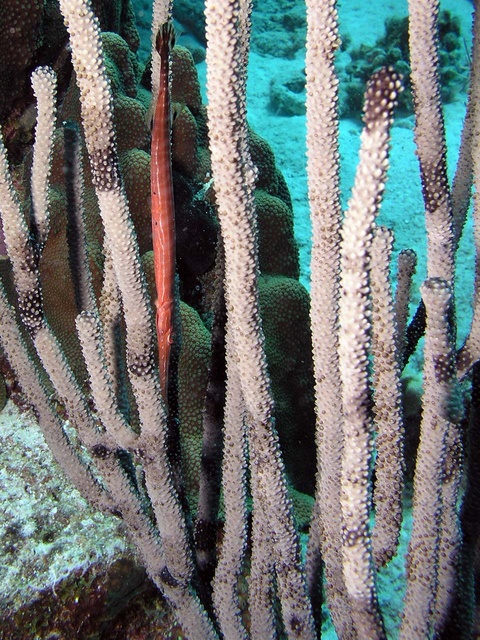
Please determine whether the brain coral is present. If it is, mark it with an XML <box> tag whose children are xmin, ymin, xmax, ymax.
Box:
<box><xmin>256</xmin><ymin>190</ymin><xmax>299</xmax><ymax>279</ymax></box>
<box><xmin>176</xmin><ymin>301</ymin><xmax>211</xmax><ymax>511</ymax></box>
<box><xmin>91</xmin><ymin>0</ymin><xmax>140</xmax><ymax>53</ymax></box>
<box><xmin>171</xmin><ymin>45</ymin><xmax>203</xmax><ymax>115</ymax></box>
<box><xmin>142</xmin><ymin>251</ymin><xmax>211</xmax><ymax>513</ymax></box>
<box><xmin>120</xmin><ymin>149</ymin><xmax>151</xmax><ymax>253</ymax></box>
<box><xmin>114</xmin><ymin>95</ymin><xmax>149</xmax><ymax>153</ymax></box>
<box><xmin>102</xmin><ymin>31</ymin><xmax>141</xmax><ymax>98</ymax></box>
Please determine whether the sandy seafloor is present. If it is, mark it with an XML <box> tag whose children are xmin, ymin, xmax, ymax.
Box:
<box><xmin>0</xmin><ymin>0</ymin><xmax>476</xmax><ymax>637</ymax></box>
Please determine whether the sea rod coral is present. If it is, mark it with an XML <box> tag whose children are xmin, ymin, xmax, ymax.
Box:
<box><xmin>1</xmin><ymin>0</ymin><xmax>480</xmax><ymax>638</ymax></box>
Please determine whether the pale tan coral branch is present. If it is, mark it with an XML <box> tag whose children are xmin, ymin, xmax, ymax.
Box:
<box><xmin>408</xmin><ymin>0</ymin><xmax>454</xmax><ymax>285</ymax></box>
<box><xmin>0</xmin><ymin>280</ymin><xmax>111</xmax><ymax>512</ymax></box>
<box><xmin>56</xmin><ymin>0</ymin><xmax>217</xmax><ymax>636</ymax></box>
<box><xmin>211</xmin><ymin>323</ymin><xmax>249</xmax><ymax>640</ymax></box>
<box><xmin>458</xmin><ymin>2</ymin><xmax>480</xmax><ymax>378</ymax></box>
<box><xmin>339</xmin><ymin>67</ymin><xmax>401</xmax><ymax>640</ymax></box>
<box><xmin>395</xmin><ymin>248</ymin><xmax>417</xmax><ymax>365</ymax></box>
<box><xmin>370</xmin><ymin>226</ymin><xmax>404</xmax><ymax>568</ymax></box>
<box><xmin>401</xmin><ymin>278</ymin><xmax>462</xmax><ymax>638</ymax></box>
<box><xmin>30</xmin><ymin>66</ymin><xmax>56</xmax><ymax>248</ymax></box>
<box><xmin>1</xmin><ymin>0</ymin><xmax>479</xmax><ymax>636</ymax></box>
<box><xmin>205</xmin><ymin>0</ymin><xmax>315</xmax><ymax>635</ymax></box>
<box><xmin>304</xmin><ymin>0</ymin><xmax>353</xmax><ymax>636</ymax></box>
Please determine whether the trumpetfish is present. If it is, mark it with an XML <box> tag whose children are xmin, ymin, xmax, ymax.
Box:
<box><xmin>151</xmin><ymin>22</ymin><xmax>176</xmax><ymax>404</ymax></box>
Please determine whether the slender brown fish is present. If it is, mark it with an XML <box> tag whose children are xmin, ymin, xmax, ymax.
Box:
<box><xmin>151</xmin><ymin>22</ymin><xmax>176</xmax><ymax>404</ymax></box>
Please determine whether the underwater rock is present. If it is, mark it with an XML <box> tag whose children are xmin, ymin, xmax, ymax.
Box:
<box><xmin>172</xmin><ymin>0</ymin><xmax>306</xmax><ymax>58</ymax></box>
<box><xmin>0</xmin><ymin>400</ymin><xmax>174</xmax><ymax>640</ymax></box>
<box><xmin>340</xmin><ymin>10</ymin><xmax>468</xmax><ymax>117</ymax></box>
<box><xmin>261</xmin><ymin>8</ymin><xmax>468</xmax><ymax>121</ymax></box>
<box><xmin>172</xmin><ymin>0</ymin><xmax>207</xmax><ymax>48</ymax></box>
<box><xmin>269</xmin><ymin>72</ymin><xmax>306</xmax><ymax>117</ymax></box>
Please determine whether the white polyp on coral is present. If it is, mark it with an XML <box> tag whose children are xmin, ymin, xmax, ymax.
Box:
<box><xmin>58</xmin><ymin>0</ymin><xmax>114</xmax><ymax>155</ymax></box>
<box><xmin>30</xmin><ymin>66</ymin><xmax>56</xmax><ymax>247</ymax></box>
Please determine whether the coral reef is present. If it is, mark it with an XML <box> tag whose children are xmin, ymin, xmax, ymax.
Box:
<box><xmin>268</xmin><ymin>9</ymin><xmax>469</xmax><ymax>118</ymax></box>
<box><xmin>0</xmin><ymin>1</ymin><xmax>316</xmax><ymax>633</ymax></box>
<box><xmin>2</xmin><ymin>0</ymin><xmax>479</xmax><ymax>637</ymax></box>
<box><xmin>340</xmin><ymin>10</ymin><xmax>469</xmax><ymax>117</ymax></box>
<box><xmin>258</xmin><ymin>274</ymin><xmax>315</xmax><ymax>496</ymax></box>
<box><xmin>1</xmin><ymin>558</ymin><xmax>180</xmax><ymax>640</ymax></box>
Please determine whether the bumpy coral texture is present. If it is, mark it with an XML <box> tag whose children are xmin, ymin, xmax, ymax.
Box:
<box><xmin>176</xmin><ymin>301</ymin><xmax>212</xmax><ymax>508</ymax></box>
<box><xmin>1</xmin><ymin>2</ymin><xmax>315</xmax><ymax>509</ymax></box>
<box><xmin>258</xmin><ymin>274</ymin><xmax>316</xmax><ymax>496</ymax></box>
<box><xmin>256</xmin><ymin>190</ymin><xmax>299</xmax><ymax>279</ymax></box>
<box><xmin>0</xmin><ymin>0</ymin><xmax>43</xmax><ymax>124</ymax></box>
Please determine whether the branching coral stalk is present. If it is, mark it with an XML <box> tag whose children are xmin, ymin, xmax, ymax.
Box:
<box><xmin>0</xmin><ymin>280</ymin><xmax>110</xmax><ymax>512</ymax></box>
<box><xmin>338</xmin><ymin>67</ymin><xmax>401</xmax><ymax>639</ymax></box>
<box><xmin>458</xmin><ymin>2</ymin><xmax>480</xmax><ymax>378</ymax></box>
<box><xmin>63</xmin><ymin>121</ymin><xmax>96</xmax><ymax>313</ymax></box>
<box><xmin>204</xmin><ymin>0</ymin><xmax>315</xmax><ymax>636</ymax></box>
<box><xmin>56</xmin><ymin>0</ymin><xmax>217</xmax><ymax>635</ymax></box>
<box><xmin>304</xmin><ymin>1</ymin><xmax>352</xmax><ymax>636</ymax></box>
<box><xmin>211</xmin><ymin>324</ymin><xmax>248</xmax><ymax>639</ymax></box>
<box><xmin>0</xmin><ymin>0</ymin><xmax>216</xmax><ymax>635</ymax></box>
<box><xmin>370</xmin><ymin>226</ymin><xmax>404</xmax><ymax>569</ymax></box>
<box><xmin>30</xmin><ymin>67</ymin><xmax>56</xmax><ymax>249</ymax></box>
<box><xmin>400</xmin><ymin>278</ymin><xmax>462</xmax><ymax>638</ymax></box>
<box><xmin>408</xmin><ymin>0</ymin><xmax>454</xmax><ymax>286</ymax></box>
<box><xmin>395</xmin><ymin>248</ymin><xmax>417</xmax><ymax>365</ymax></box>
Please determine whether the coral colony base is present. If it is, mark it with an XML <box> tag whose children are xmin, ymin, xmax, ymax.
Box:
<box><xmin>0</xmin><ymin>0</ymin><xmax>480</xmax><ymax>638</ymax></box>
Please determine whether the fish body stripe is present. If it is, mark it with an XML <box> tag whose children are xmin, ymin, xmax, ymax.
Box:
<box><xmin>151</xmin><ymin>21</ymin><xmax>176</xmax><ymax>403</ymax></box>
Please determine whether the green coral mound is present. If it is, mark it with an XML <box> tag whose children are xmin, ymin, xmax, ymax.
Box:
<box><xmin>259</xmin><ymin>274</ymin><xmax>316</xmax><ymax>496</ymax></box>
<box><xmin>269</xmin><ymin>9</ymin><xmax>468</xmax><ymax>119</ymax></box>
<box><xmin>340</xmin><ymin>10</ymin><xmax>468</xmax><ymax>117</ymax></box>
